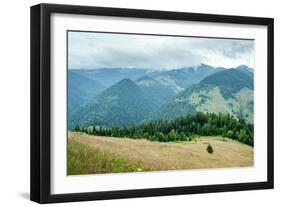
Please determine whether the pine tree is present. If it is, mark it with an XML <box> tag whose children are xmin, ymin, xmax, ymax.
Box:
<box><xmin>206</xmin><ymin>144</ymin><xmax>214</xmax><ymax>154</ymax></box>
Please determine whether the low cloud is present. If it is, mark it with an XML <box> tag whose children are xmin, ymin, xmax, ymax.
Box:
<box><xmin>68</xmin><ymin>32</ymin><xmax>254</xmax><ymax>70</ymax></box>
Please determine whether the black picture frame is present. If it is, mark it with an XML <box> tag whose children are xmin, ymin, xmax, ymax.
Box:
<box><xmin>30</xmin><ymin>3</ymin><xmax>274</xmax><ymax>204</ymax></box>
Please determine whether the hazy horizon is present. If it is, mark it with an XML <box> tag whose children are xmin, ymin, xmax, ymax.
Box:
<box><xmin>68</xmin><ymin>63</ymin><xmax>253</xmax><ymax>71</ymax></box>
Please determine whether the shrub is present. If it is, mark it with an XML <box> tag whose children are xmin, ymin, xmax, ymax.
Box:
<box><xmin>206</xmin><ymin>144</ymin><xmax>214</xmax><ymax>154</ymax></box>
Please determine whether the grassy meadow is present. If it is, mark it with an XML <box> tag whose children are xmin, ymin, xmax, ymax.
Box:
<box><xmin>68</xmin><ymin>132</ymin><xmax>253</xmax><ymax>175</ymax></box>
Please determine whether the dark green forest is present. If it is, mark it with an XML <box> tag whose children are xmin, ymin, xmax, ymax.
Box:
<box><xmin>74</xmin><ymin>112</ymin><xmax>254</xmax><ymax>146</ymax></box>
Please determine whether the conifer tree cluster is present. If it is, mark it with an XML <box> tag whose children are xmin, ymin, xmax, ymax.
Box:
<box><xmin>74</xmin><ymin>112</ymin><xmax>254</xmax><ymax>146</ymax></box>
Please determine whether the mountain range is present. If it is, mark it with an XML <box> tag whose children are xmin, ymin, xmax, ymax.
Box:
<box><xmin>153</xmin><ymin>68</ymin><xmax>253</xmax><ymax>123</ymax></box>
<box><xmin>68</xmin><ymin>64</ymin><xmax>253</xmax><ymax>129</ymax></box>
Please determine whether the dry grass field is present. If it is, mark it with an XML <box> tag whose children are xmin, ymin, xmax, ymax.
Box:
<box><xmin>68</xmin><ymin>132</ymin><xmax>253</xmax><ymax>175</ymax></box>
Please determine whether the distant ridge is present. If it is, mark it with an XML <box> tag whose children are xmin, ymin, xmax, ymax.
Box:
<box><xmin>68</xmin><ymin>64</ymin><xmax>254</xmax><ymax>128</ymax></box>
<box><xmin>68</xmin><ymin>71</ymin><xmax>105</xmax><ymax>116</ymax></box>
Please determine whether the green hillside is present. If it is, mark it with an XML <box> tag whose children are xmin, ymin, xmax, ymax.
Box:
<box><xmin>69</xmin><ymin>79</ymin><xmax>158</xmax><ymax>128</ymax></box>
<box><xmin>154</xmin><ymin>68</ymin><xmax>253</xmax><ymax>123</ymax></box>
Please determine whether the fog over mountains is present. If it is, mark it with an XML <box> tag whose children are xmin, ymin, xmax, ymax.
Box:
<box><xmin>68</xmin><ymin>64</ymin><xmax>253</xmax><ymax>129</ymax></box>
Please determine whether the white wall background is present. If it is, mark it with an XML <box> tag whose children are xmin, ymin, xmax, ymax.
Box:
<box><xmin>0</xmin><ymin>0</ymin><xmax>279</xmax><ymax>206</ymax></box>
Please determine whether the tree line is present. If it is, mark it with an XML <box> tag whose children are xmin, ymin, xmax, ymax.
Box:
<box><xmin>74</xmin><ymin>112</ymin><xmax>254</xmax><ymax>146</ymax></box>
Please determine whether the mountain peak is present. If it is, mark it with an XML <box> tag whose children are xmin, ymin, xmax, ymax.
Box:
<box><xmin>236</xmin><ymin>64</ymin><xmax>251</xmax><ymax>69</ymax></box>
<box><xmin>201</xmin><ymin>68</ymin><xmax>251</xmax><ymax>84</ymax></box>
<box><xmin>69</xmin><ymin>78</ymin><xmax>155</xmax><ymax>128</ymax></box>
<box><xmin>235</xmin><ymin>65</ymin><xmax>253</xmax><ymax>77</ymax></box>
<box><xmin>116</xmin><ymin>78</ymin><xmax>136</xmax><ymax>86</ymax></box>
<box><xmin>200</xmin><ymin>68</ymin><xmax>253</xmax><ymax>99</ymax></box>
<box><xmin>101</xmin><ymin>78</ymin><xmax>140</xmax><ymax>97</ymax></box>
<box><xmin>199</xmin><ymin>63</ymin><xmax>211</xmax><ymax>67</ymax></box>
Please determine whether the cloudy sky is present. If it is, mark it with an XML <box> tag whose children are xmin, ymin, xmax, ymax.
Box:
<box><xmin>68</xmin><ymin>31</ymin><xmax>254</xmax><ymax>70</ymax></box>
